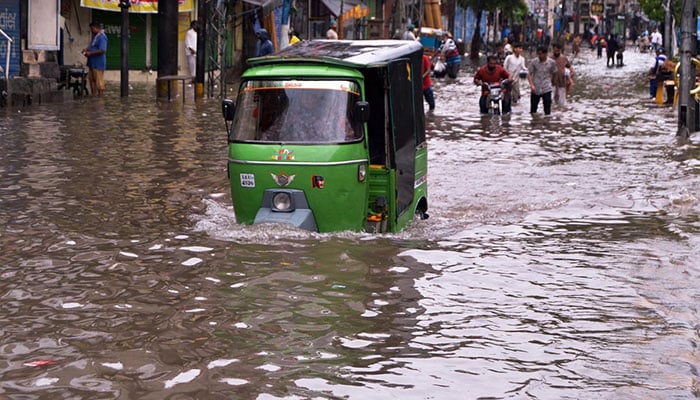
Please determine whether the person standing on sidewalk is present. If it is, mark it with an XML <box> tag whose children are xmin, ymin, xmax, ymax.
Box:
<box><xmin>185</xmin><ymin>20</ymin><xmax>199</xmax><ymax>82</ymax></box>
<box><xmin>254</xmin><ymin>29</ymin><xmax>274</xmax><ymax>57</ymax></box>
<box><xmin>528</xmin><ymin>46</ymin><xmax>556</xmax><ymax>115</ymax></box>
<box><xmin>650</xmin><ymin>28</ymin><xmax>662</xmax><ymax>52</ymax></box>
<box><xmin>288</xmin><ymin>29</ymin><xmax>301</xmax><ymax>45</ymax></box>
<box><xmin>326</xmin><ymin>20</ymin><xmax>338</xmax><ymax>40</ymax></box>
<box><xmin>402</xmin><ymin>24</ymin><xmax>417</xmax><ymax>41</ymax></box>
<box><xmin>82</xmin><ymin>21</ymin><xmax>107</xmax><ymax>97</ymax></box>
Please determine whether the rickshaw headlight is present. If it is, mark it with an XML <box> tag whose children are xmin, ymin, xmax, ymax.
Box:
<box><xmin>272</xmin><ymin>192</ymin><xmax>293</xmax><ymax>212</ymax></box>
<box><xmin>358</xmin><ymin>164</ymin><xmax>366</xmax><ymax>182</ymax></box>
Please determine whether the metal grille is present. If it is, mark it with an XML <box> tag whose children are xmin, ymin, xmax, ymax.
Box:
<box><xmin>206</xmin><ymin>0</ymin><xmax>230</xmax><ymax>98</ymax></box>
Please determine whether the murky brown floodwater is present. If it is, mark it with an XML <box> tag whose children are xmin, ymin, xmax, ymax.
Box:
<box><xmin>1</xmin><ymin>48</ymin><xmax>699</xmax><ymax>399</ymax></box>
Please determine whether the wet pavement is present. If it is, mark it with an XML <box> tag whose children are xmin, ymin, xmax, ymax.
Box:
<box><xmin>0</xmin><ymin>46</ymin><xmax>699</xmax><ymax>399</ymax></box>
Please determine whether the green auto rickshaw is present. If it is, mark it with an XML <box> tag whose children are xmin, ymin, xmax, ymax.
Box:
<box><xmin>222</xmin><ymin>40</ymin><xmax>428</xmax><ymax>233</ymax></box>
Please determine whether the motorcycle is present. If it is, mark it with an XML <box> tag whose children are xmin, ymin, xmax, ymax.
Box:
<box><xmin>482</xmin><ymin>79</ymin><xmax>509</xmax><ymax>115</ymax></box>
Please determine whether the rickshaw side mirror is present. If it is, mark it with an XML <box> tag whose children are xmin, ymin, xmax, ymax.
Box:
<box><xmin>222</xmin><ymin>98</ymin><xmax>236</xmax><ymax>121</ymax></box>
<box><xmin>354</xmin><ymin>101</ymin><xmax>370</xmax><ymax>124</ymax></box>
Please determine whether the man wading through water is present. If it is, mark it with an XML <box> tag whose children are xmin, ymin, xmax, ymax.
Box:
<box><xmin>503</xmin><ymin>43</ymin><xmax>527</xmax><ymax>104</ymax></box>
<box><xmin>527</xmin><ymin>46</ymin><xmax>556</xmax><ymax>115</ymax></box>
<box><xmin>551</xmin><ymin>43</ymin><xmax>573</xmax><ymax>107</ymax></box>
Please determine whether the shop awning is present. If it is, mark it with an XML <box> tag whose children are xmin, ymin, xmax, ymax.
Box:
<box><xmin>341</xmin><ymin>3</ymin><xmax>370</xmax><ymax>20</ymax></box>
<box><xmin>320</xmin><ymin>0</ymin><xmax>369</xmax><ymax>19</ymax></box>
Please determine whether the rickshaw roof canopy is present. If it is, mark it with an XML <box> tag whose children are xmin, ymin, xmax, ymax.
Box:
<box><xmin>248</xmin><ymin>40</ymin><xmax>424</xmax><ymax>68</ymax></box>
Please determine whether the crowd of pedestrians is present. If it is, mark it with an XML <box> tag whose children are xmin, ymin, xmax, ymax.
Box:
<box><xmin>285</xmin><ymin>21</ymin><xmax>671</xmax><ymax>114</ymax></box>
<box><xmin>86</xmin><ymin>16</ymin><xmax>662</xmax><ymax>111</ymax></box>
<box><xmin>468</xmin><ymin>34</ymin><xmax>575</xmax><ymax>115</ymax></box>
<box><xmin>398</xmin><ymin>22</ymin><xmax>673</xmax><ymax>114</ymax></box>
<box><xmin>394</xmin><ymin>23</ymin><xmax>580</xmax><ymax>115</ymax></box>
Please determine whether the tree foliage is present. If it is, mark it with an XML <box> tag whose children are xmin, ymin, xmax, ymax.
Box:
<box><xmin>495</xmin><ymin>0</ymin><xmax>529</xmax><ymax>21</ymax></box>
<box><xmin>638</xmin><ymin>0</ymin><xmax>681</xmax><ymax>24</ymax></box>
<box><xmin>457</xmin><ymin>0</ymin><xmax>528</xmax><ymax>16</ymax></box>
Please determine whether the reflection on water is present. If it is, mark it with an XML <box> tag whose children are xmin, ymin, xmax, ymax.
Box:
<box><xmin>0</xmin><ymin>49</ymin><xmax>699</xmax><ymax>399</ymax></box>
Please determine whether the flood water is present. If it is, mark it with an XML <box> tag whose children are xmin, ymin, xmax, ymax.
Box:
<box><xmin>1</xmin><ymin>48</ymin><xmax>699</xmax><ymax>399</ymax></box>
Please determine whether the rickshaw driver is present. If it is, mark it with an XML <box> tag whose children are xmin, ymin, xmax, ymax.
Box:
<box><xmin>254</xmin><ymin>89</ymin><xmax>362</xmax><ymax>143</ymax></box>
<box><xmin>264</xmin><ymin>90</ymin><xmax>355</xmax><ymax>142</ymax></box>
<box><xmin>291</xmin><ymin>92</ymin><xmax>331</xmax><ymax>141</ymax></box>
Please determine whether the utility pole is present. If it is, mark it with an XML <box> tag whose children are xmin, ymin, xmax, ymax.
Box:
<box><xmin>560</xmin><ymin>0</ymin><xmax>567</xmax><ymax>41</ymax></box>
<box><xmin>601</xmin><ymin>0</ymin><xmax>606</xmax><ymax>35</ymax></box>
<box><xmin>663</xmin><ymin>0</ymin><xmax>672</xmax><ymax>56</ymax></box>
<box><xmin>156</xmin><ymin>0</ymin><xmax>178</xmax><ymax>99</ymax></box>
<box><xmin>195</xmin><ymin>0</ymin><xmax>206</xmax><ymax>99</ymax></box>
<box><xmin>574</xmin><ymin>0</ymin><xmax>580</xmax><ymax>35</ymax></box>
<box><xmin>677</xmin><ymin>0</ymin><xmax>697</xmax><ymax>138</ymax></box>
<box><xmin>119</xmin><ymin>0</ymin><xmax>130</xmax><ymax>97</ymax></box>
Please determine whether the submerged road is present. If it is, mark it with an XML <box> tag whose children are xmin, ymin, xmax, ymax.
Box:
<box><xmin>0</xmin><ymin>46</ymin><xmax>698</xmax><ymax>399</ymax></box>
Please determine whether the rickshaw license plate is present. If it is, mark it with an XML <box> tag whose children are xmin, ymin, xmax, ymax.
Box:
<box><xmin>240</xmin><ymin>173</ymin><xmax>255</xmax><ymax>188</ymax></box>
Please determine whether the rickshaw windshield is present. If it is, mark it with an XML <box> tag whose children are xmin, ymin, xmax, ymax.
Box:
<box><xmin>230</xmin><ymin>80</ymin><xmax>363</xmax><ymax>143</ymax></box>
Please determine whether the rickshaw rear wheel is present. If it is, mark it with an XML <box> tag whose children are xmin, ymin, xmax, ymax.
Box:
<box><xmin>415</xmin><ymin>206</ymin><xmax>429</xmax><ymax>220</ymax></box>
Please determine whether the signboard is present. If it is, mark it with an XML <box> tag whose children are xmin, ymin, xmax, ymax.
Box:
<box><xmin>579</xmin><ymin>3</ymin><xmax>589</xmax><ymax>15</ymax></box>
<box><xmin>81</xmin><ymin>0</ymin><xmax>194</xmax><ymax>14</ymax></box>
<box><xmin>614</xmin><ymin>14</ymin><xmax>625</xmax><ymax>36</ymax></box>
<box><xmin>0</xmin><ymin>0</ymin><xmax>20</xmax><ymax>77</ymax></box>
<box><xmin>591</xmin><ymin>3</ymin><xmax>603</xmax><ymax>14</ymax></box>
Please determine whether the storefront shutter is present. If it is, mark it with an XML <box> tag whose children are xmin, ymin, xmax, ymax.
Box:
<box><xmin>93</xmin><ymin>10</ymin><xmax>158</xmax><ymax>70</ymax></box>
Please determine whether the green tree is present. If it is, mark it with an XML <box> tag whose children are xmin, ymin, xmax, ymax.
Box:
<box><xmin>639</xmin><ymin>0</ymin><xmax>665</xmax><ymax>21</ymax></box>
<box><xmin>639</xmin><ymin>0</ymin><xmax>681</xmax><ymax>56</ymax></box>
<box><xmin>458</xmin><ymin>0</ymin><xmax>528</xmax><ymax>60</ymax></box>
<box><xmin>638</xmin><ymin>0</ymin><xmax>681</xmax><ymax>25</ymax></box>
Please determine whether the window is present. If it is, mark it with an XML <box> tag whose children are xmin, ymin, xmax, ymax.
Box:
<box><xmin>230</xmin><ymin>79</ymin><xmax>363</xmax><ymax>144</ymax></box>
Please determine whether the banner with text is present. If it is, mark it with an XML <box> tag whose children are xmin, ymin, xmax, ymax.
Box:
<box><xmin>80</xmin><ymin>0</ymin><xmax>194</xmax><ymax>14</ymax></box>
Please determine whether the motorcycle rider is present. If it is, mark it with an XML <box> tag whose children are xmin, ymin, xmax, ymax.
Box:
<box><xmin>474</xmin><ymin>55</ymin><xmax>512</xmax><ymax>114</ymax></box>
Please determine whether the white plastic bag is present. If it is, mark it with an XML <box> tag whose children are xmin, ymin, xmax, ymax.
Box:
<box><xmin>433</xmin><ymin>60</ymin><xmax>446</xmax><ymax>74</ymax></box>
